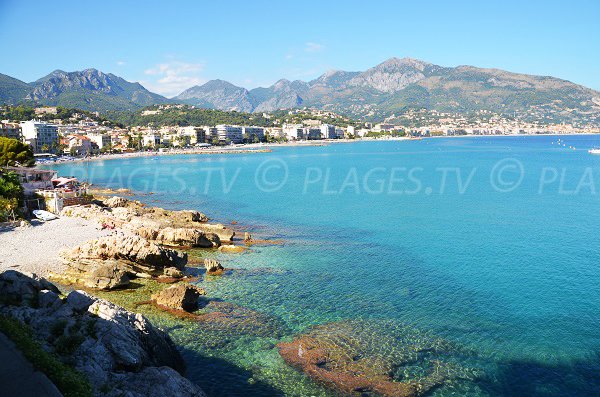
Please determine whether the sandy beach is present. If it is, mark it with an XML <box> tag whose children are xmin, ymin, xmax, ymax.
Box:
<box><xmin>0</xmin><ymin>217</ymin><xmax>109</xmax><ymax>276</ymax></box>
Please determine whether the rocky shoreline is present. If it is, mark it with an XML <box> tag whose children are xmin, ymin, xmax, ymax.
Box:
<box><xmin>0</xmin><ymin>193</ymin><xmax>477</xmax><ymax>397</ymax></box>
<box><xmin>0</xmin><ymin>194</ymin><xmax>248</xmax><ymax>396</ymax></box>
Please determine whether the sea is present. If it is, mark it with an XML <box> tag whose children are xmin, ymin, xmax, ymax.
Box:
<box><xmin>49</xmin><ymin>135</ymin><xmax>600</xmax><ymax>397</ymax></box>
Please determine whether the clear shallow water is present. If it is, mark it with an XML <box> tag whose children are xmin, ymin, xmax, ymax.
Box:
<box><xmin>50</xmin><ymin>136</ymin><xmax>600</xmax><ymax>396</ymax></box>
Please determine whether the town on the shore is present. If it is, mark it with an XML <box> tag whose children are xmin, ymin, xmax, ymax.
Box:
<box><xmin>1</xmin><ymin>104</ymin><xmax>598</xmax><ymax>159</ymax></box>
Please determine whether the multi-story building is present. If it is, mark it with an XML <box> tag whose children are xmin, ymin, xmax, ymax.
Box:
<box><xmin>202</xmin><ymin>126</ymin><xmax>218</xmax><ymax>143</ymax></box>
<box><xmin>216</xmin><ymin>125</ymin><xmax>243</xmax><ymax>144</ymax></box>
<box><xmin>282</xmin><ymin>124</ymin><xmax>304</xmax><ymax>140</ymax></box>
<box><xmin>242</xmin><ymin>126</ymin><xmax>265</xmax><ymax>142</ymax></box>
<box><xmin>305</xmin><ymin>127</ymin><xmax>322</xmax><ymax>140</ymax></box>
<box><xmin>63</xmin><ymin>135</ymin><xmax>94</xmax><ymax>155</ymax></box>
<box><xmin>20</xmin><ymin>120</ymin><xmax>59</xmax><ymax>153</ymax></box>
<box><xmin>87</xmin><ymin>133</ymin><xmax>111</xmax><ymax>150</ymax></box>
<box><xmin>320</xmin><ymin>124</ymin><xmax>337</xmax><ymax>139</ymax></box>
<box><xmin>143</xmin><ymin>133</ymin><xmax>161</xmax><ymax>147</ymax></box>
<box><xmin>0</xmin><ymin>122</ymin><xmax>22</xmax><ymax>140</ymax></box>
<box><xmin>178</xmin><ymin>126</ymin><xmax>206</xmax><ymax>145</ymax></box>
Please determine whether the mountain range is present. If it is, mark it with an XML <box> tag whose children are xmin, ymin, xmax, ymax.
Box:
<box><xmin>0</xmin><ymin>69</ymin><xmax>169</xmax><ymax>112</ymax></box>
<box><xmin>1</xmin><ymin>58</ymin><xmax>599</xmax><ymax>124</ymax></box>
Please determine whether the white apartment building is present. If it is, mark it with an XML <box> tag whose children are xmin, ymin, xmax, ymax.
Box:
<box><xmin>20</xmin><ymin>120</ymin><xmax>59</xmax><ymax>153</ymax></box>
<box><xmin>282</xmin><ymin>124</ymin><xmax>304</xmax><ymax>140</ymax></box>
<box><xmin>87</xmin><ymin>133</ymin><xmax>111</xmax><ymax>150</ymax></box>
<box><xmin>216</xmin><ymin>125</ymin><xmax>243</xmax><ymax>144</ymax></box>
<box><xmin>320</xmin><ymin>124</ymin><xmax>337</xmax><ymax>139</ymax></box>
<box><xmin>178</xmin><ymin>126</ymin><xmax>206</xmax><ymax>145</ymax></box>
<box><xmin>143</xmin><ymin>133</ymin><xmax>161</xmax><ymax>147</ymax></box>
<box><xmin>242</xmin><ymin>126</ymin><xmax>265</xmax><ymax>142</ymax></box>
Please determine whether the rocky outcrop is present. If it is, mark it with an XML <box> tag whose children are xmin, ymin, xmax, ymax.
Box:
<box><xmin>62</xmin><ymin>199</ymin><xmax>231</xmax><ymax>247</ymax></box>
<box><xmin>203</xmin><ymin>258</ymin><xmax>224</xmax><ymax>274</ymax></box>
<box><xmin>61</xmin><ymin>233</ymin><xmax>187</xmax><ymax>278</ymax></box>
<box><xmin>151</xmin><ymin>284</ymin><xmax>206</xmax><ymax>312</ymax></box>
<box><xmin>0</xmin><ymin>271</ymin><xmax>206</xmax><ymax>397</ymax></box>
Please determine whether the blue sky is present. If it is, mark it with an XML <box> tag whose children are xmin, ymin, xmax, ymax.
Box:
<box><xmin>1</xmin><ymin>0</ymin><xmax>598</xmax><ymax>97</ymax></box>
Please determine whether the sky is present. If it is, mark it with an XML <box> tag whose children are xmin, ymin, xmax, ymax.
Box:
<box><xmin>0</xmin><ymin>0</ymin><xmax>598</xmax><ymax>97</ymax></box>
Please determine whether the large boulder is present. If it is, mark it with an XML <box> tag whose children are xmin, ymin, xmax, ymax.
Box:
<box><xmin>151</xmin><ymin>284</ymin><xmax>206</xmax><ymax>312</ymax></box>
<box><xmin>61</xmin><ymin>233</ymin><xmax>187</xmax><ymax>278</ymax></box>
<box><xmin>84</xmin><ymin>263</ymin><xmax>130</xmax><ymax>290</ymax></box>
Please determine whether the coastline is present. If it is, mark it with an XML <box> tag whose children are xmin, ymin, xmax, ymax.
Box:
<box><xmin>35</xmin><ymin>132</ymin><xmax>600</xmax><ymax>166</ymax></box>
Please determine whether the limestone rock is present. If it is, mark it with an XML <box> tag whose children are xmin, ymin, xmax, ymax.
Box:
<box><xmin>0</xmin><ymin>270</ymin><xmax>59</xmax><ymax>305</ymax></box>
<box><xmin>104</xmin><ymin>196</ymin><xmax>130</xmax><ymax>208</ymax></box>
<box><xmin>66</xmin><ymin>290</ymin><xmax>95</xmax><ymax>312</ymax></box>
<box><xmin>151</xmin><ymin>284</ymin><xmax>206</xmax><ymax>312</ymax></box>
<box><xmin>84</xmin><ymin>263</ymin><xmax>130</xmax><ymax>290</ymax></box>
<box><xmin>108</xmin><ymin>366</ymin><xmax>207</xmax><ymax>397</ymax></box>
<box><xmin>155</xmin><ymin>227</ymin><xmax>220</xmax><ymax>248</ymax></box>
<box><xmin>203</xmin><ymin>258</ymin><xmax>224</xmax><ymax>274</ymax></box>
<box><xmin>0</xmin><ymin>271</ymin><xmax>204</xmax><ymax>397</ymax></box>
<box><xmin>38</xmin><ymin>289</ymin><xmax>61</xmax><ymax>309</ymax></box>
<box><xmin>61</xmin><ymin>233</ymin><xmax>187</xmax><ymax>277</ymax></box>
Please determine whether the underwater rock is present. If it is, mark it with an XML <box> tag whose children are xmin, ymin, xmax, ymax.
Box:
<box><xmin>151</xmin><ymin>284</ymin><xmax>206</xmax><ymax>312</ymax></box>
<box><xmin>195</xmin><ymin>301</ymin><xmax>285</xmax><ymax>338</ymax></box>
<box><xmin>277</xmin><ymin>320</ymin><xmax>475</xmax><ymax>397</ymax></box>
<box><xmin>218</xmin><ymin>244</ymin><xmax>247</xmax><ymax>254</ymax></box>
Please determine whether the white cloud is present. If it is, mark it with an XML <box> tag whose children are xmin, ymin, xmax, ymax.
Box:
<box><xmin>305</xmin><ymin>42</ymin><xmax>325</xmax><ymax>53</ymax></box>
<box><xmin>117</xmin><ymin>60</ymin><xmax>126</xmax><ymax>66</ymax></box>
<box><xmin>142</xmin><ymin>61</ymin><xmax>205</xmax><ymax>97</ymax></box>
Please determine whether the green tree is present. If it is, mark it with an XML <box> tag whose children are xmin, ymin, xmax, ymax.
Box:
<box><xmin>0</xmin><ymin>171</ymin><xmax>24</xmax><ymax>219</ymax></box>
<box><xmin>0</xmin><ymin>137</ymin><xmax>35</xmax><ymax>167</ymax></box>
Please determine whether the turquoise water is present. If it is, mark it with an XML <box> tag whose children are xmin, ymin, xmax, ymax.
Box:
<box><xmin>50</xmin><ymin>136</ymin><xmax>600</xmax><ymax>396</ymax></box>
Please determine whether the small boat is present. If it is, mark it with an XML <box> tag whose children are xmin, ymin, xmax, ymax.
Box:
<box><xmin>588</xmin><ymin>148</ymin><xmax>600</xmax><ymax>155</ymax></box>
<box><xmin>32</xmin><ymin>210</ymin><xmax>59</xmax><ymax>221</ymax></box>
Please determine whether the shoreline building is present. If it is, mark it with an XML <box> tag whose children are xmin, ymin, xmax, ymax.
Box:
<box><xmin>242</xmin><ymin>126</ymin><xmax>265</xmax><ymax>142</ymax></box>
<box><xmin>320</xmin><ymin>124</ymin><xmax>337</xmax><ymax>139</ymax></box>
<box><xmin>20</xmin><ymin>120</ymin><xmax>59</xmax><ymax>153</ymax></box>
<box><xmin>87</xmin><ymin>133</ymin><xmax>111</xmax><ymax>151</ymax></box>
<box><xmin>216</xmin><ymin>125</ymin><xmax>243</xmax><ymax>144</ymax></box>
<box><xmin>282</xmin><ymin>124</ymin><xmax>304</xmax><ymax>140</ymax></box>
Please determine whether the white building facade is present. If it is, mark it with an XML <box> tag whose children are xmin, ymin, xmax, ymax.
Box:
<box><xmin>20</xmin><ymin>120</ymin><xmax>59</xmax><ymax>153</ymax></box>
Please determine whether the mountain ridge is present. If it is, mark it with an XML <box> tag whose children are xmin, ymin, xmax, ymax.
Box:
<box><xmin>1</xmin><ymin>58</ymin><xmax>599</xmax><ymax>124</ymax></box>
